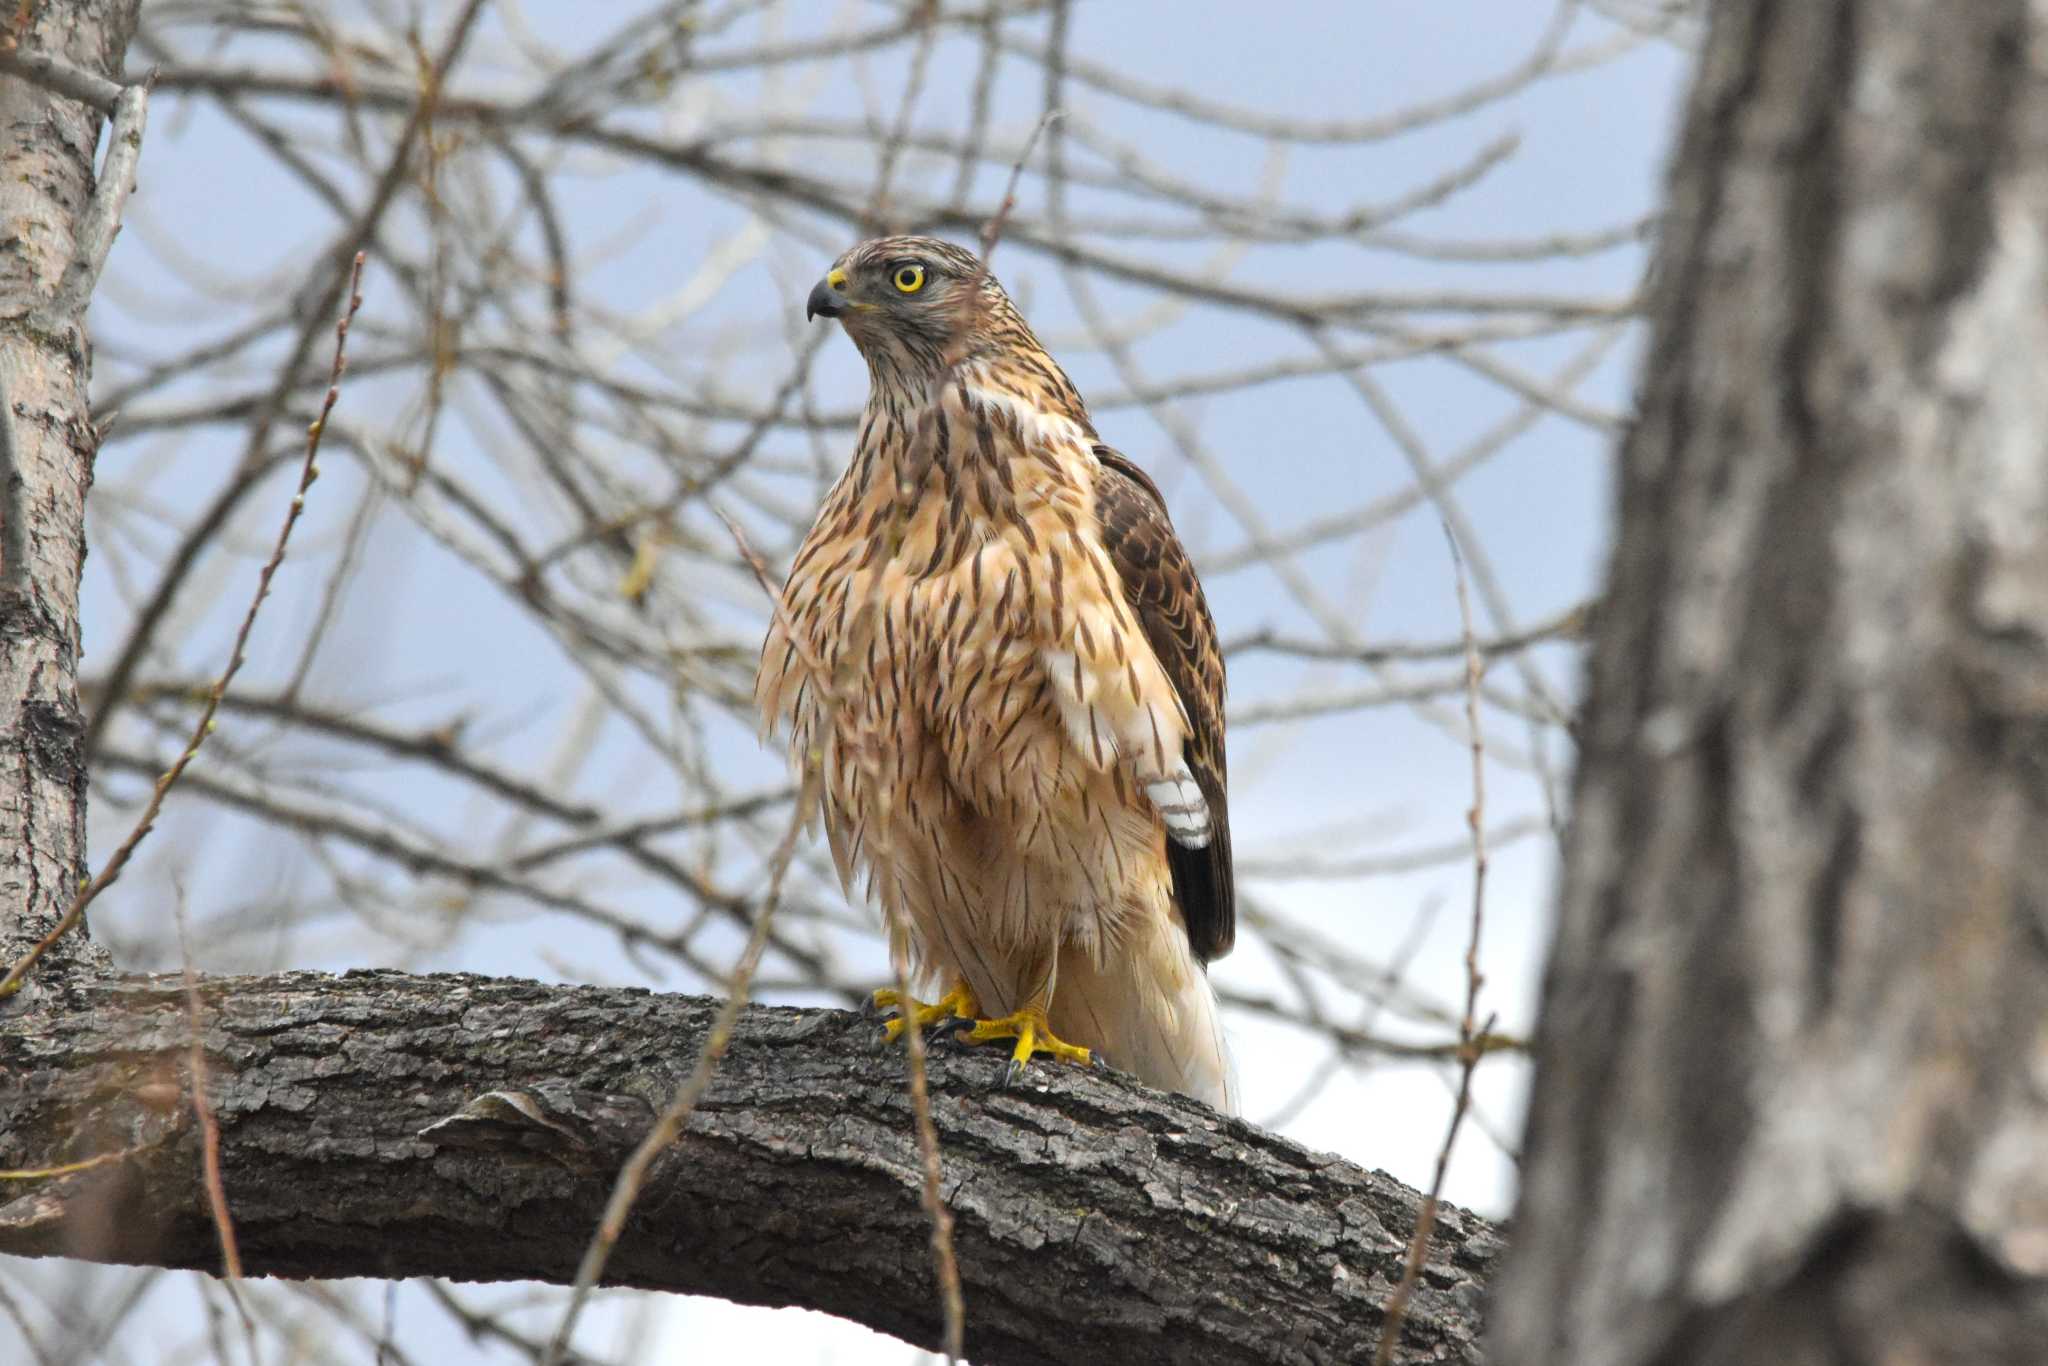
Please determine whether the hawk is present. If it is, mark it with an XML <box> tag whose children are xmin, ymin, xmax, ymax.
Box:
<box><xmin>756</xmin><ymin>235</ymin><xmax>1236</xmax><ymax>1112</ymax></box>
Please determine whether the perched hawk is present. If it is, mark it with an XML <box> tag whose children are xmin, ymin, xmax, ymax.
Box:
<box><xmin>756</xmin><ymin>236</ymin><xmax>1236</xmax><ymax>1112</ymax></box>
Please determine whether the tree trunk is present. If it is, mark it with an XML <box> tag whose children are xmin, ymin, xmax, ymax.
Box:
<box><xmin>0</xmin><ymin>0</ymin><xmax>137</xmax><ymax>984</ymax></box>
<box><xmin>0</xmin><ymin>970</ymin><xmax>1499</xmax><ymax>1365</ymax></box>
<box><xmin>1493</xmin><ymin>4</ymin><xmax>2048</xmax><ymax>1363</ymax></box>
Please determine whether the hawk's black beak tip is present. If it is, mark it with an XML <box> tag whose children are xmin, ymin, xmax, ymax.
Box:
<box><xmin>806</xmin><ymin>278</ymin><xmax>847</xmax><ymax>322</ymax></box>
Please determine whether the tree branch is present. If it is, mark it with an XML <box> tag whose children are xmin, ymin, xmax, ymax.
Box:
<box><xmin>41</xmin><ymin>75</ymin><xmax>148</xmax><ymax>325</ymax></box>
<box><xmin>0</xmin><ymin>43</ymin><xmax>125</xmax><ymax>113</ymax></box>
<box><xmin>0</xmin><ymin>968</ymin><xmax>1498</xmax><ymax>1365</ymax></box>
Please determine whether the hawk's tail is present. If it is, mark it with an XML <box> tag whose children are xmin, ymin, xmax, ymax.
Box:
<box><xmin>1053</xmin><ymin>920</ymin><xmax>1238</xmax><ymax>1116</ymax></box>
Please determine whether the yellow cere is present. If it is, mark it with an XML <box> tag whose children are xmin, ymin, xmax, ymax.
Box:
<box><xmin>825</xmin><ymin>266</ymin><xmax>848</xmax><ymax>291</ymax></box>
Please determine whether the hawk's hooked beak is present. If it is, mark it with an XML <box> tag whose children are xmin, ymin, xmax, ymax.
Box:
<box><xmin>806</xmin><ymin>267</ymin><xmax>850</xmax><ymax>321</ymax></box>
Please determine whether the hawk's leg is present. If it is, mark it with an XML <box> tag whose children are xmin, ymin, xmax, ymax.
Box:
<box><xmin>965</xmin><ymin>1002</ymin><xmax>1092</xmax><ymax>1085</ymax></box>
<box><xmin>872</xmin><ymin>980</ymin><xmax>979</xmax><ymax>1043</ymax></box>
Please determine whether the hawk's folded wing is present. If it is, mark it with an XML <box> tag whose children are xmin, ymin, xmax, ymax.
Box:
<box><xmin>1093</xmin><ymin>445</ymin><xmax>1234</xmax><ymax>962</ymax></box>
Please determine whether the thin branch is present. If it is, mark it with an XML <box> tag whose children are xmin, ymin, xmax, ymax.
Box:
<box><xmin>1449</xmin><ymin>524</ymin><xmax>1493</xmax><ymax>1050</ymax></box>
<box><xmin>1372</xmin><ymin>1006</ymin><xmax>1496</xmax><ymax>1366</ymax></box>
<box><xmin>1375</xmin><ymin>524</ymin><xmax>1493</xmax><ymax>1365</ymax></box>
<box><xmin>863</xmin><ymin>0</ymin><xmax>940</xmax><ymax>235</ymax></box>
<box><xmin>541</xmin><ymin>503</ymin><xmax>833</xmax><ymax>1363</ymax></box>
<box><xmin>0</xmin><ymin>1144</ymin><xmax>151</xmax><ymax>1180</ymax></box>
<box><xmin>1226</xmin><ymin>601</ymin><xmax>1594</xmax><ymax>668</ymax></box>
<box><xmin>175</xmin><ymin>894</ymin><xmax>255</xmax><ymax>1351</ymax></box>
<box><xmin>978</xmin><ymin>107</ymin><xmax>1062</xmax><ymax>266</ymax></box>
<box><xmin>844</xmin><ymin>106</ymin><xmax>1073</xmax><ymax>1362</ymax></box>
<box><xmin>540</xmin><ymin>777</ymin><xmax>808</xmax><ymax>1366</ymax></box>
<box><xmin>0</xmin><ymin>1276</ymin><xmax>52</xmax><ymax>1366</ymax></box>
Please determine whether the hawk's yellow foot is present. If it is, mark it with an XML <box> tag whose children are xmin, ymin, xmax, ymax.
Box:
<box><xmin>965</xmin><ymin>1004</ymin><xmax>1092</xmax><ymax>1085</ymax></box>
<box><xmin>873</xmin><ymin>980</ymin><xmax>978</xmax><ymax>1043</ymax></box>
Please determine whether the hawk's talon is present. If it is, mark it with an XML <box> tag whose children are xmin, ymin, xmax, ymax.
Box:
<box><xmin>872</xmin><ymin>981</ymin><xmax>978</xmax><ymax>1046</ymax></box>
<box><xmin>965</xmin><ymin>1005</ymin><xmax>1092</xmax><ymax>1080</ymax></box>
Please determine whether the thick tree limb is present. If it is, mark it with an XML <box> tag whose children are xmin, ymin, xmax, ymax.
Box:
<box><xmin>0</xmin><ymin>968</ymin><xmax>1498</xmax><ymax>1365</ymax></box>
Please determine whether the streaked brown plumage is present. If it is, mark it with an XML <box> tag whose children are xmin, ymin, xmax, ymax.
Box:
<box><xmin>756</xmin><ymin>235</ymin><xmax>1235</xmax><ymax>1110</ymax></box>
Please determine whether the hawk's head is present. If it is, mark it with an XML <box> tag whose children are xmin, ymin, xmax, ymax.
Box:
<box><xmin>806</xmin><ymin>235</ymin><xmax>1022</xmax><ymax>384</ymax></box>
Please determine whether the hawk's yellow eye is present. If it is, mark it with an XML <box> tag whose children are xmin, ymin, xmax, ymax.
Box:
<box><xmin>892</xmin><ymin>264</ymin><xmax>926</xmax><ymax>294</ymax></box>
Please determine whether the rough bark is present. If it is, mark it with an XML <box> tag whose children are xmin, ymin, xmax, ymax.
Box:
<box><xmin>1493</xmin><ymin>4</ymin><xmax>2048</xmax><ymax>1364</ymax></box>
<box><xmin>0</xmin><ymin>0</ymin><xmax>136</xmax><ymax>984</ymax></box>
<box><xmin>0</xmin><ymin>970</ymin><xmax>1498</xmax><ymax>1365</ymax></box>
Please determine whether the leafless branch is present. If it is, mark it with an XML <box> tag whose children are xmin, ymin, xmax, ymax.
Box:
<box><xmin>175</xmin><ymin>894</ymin><xmax>255</xmax><ymax>1352</ymax></box>
<box><xmin>543</xmin><ymin>780</ymin><xmax>809</xmax><ymax>1366</ymax></box>
<box><xmin>1376</xmin><ymin>524</ymin><xmax>1493</xmax><ymax>1364</ymax></box>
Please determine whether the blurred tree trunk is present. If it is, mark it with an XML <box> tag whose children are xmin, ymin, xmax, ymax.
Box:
<box><xmin>0</xmin><ymin>0</ymin><xmax>139</xmax><ymax>983</ymax></box>
<box><xmin>1494</xmin><ymin>3</ymin><xmax>2048</xmax><ymax>1363</ymax></box>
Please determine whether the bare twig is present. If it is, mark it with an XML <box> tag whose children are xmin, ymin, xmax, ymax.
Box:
<box><xmin>821</xmin><ymin>55</ymin><xmax>1062</xmax><ymax>1358</ymax></box>
<box><xmin>539</xmin><ymin>780</ymin><xmax>808</xmax><ymax>1366</ymax></box>
<box><xmin>977</xmin><ymin>107</ymin><xmax>1063</xmax><ymax>266</ymax></box>
<box><xmin>175</xmin><ymin>894</ymin><xmax>255</xmax><ymax>1349</ymax></box>
<box><xmin>884</xmin><ymin>903</ymin><xmax>967</xmax><ymax>1364</ymax></box>
<box><xmin>541</xmin><ymin>506</ymin><xmax>830</xmax><ymax>1366</ymax></box>
<box><xmin>0</xmin><ymin>1144</ymin><xmax>150</xmax><ymax>1180</ymax></box>
<box><xmin>376</xmin><ymin>1279</ymin><xmax>400</xmax><ymax>1366</ymax></box>
<box><xmin>1374</xmin><ymin>524</ymin><xmax>1493</xmax><ymax>1365</ymax></box>
<box><xmin>867</xmin><ymin>103</ymin><xmax>1072</xmax><ymax>1366</ymax></box>
<box><xmin>0</xmin><ymin>253</ymin><xmax>364</xmax><ymax>999</ymax></box>
<box><xmin>1372</xmin><ymin>1006</ymin><xmax>1495</xmax><ymax>1365</ymax></box>
<box><xmin>1226</xmin><ymin>600</ymin><xmax>1594</xmax><ymax>667</ymax></box>
<box><xmin>0</xmin><ymin>1276</ymin><xmax>52</xmax><ymax>1366</ymax></box>
<box><xmin>1449</xmin><ymin>527</ymin><xmax>1492</xmax><ymax>1045</ymax></box>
